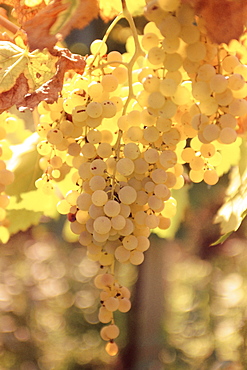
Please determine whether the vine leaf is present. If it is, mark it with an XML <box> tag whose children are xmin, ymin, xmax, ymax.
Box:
<box><xmin>3</xmin><ymin>1</ymin><xmax>99</xmax><ymax>52</ymax></box>
<box><xmin>214</xmin><ymin>140</ymin><xmax>247</xmax><ymax>235</ymax></box>
<box><xmin>17</xmin><ymin>47</ymin><xmax>86</xmax><ymax>110</ymax></box>
<box><xmin>2</xmin><ymin>0</ymin><xmax>48</xmax><ymax>24</ymax></box>
<box><xmin>0</xmin><ymin>42</ymin><xmax>30</xmax><ymax>93</ymax></box>
<box><xmin>6</xmin><ymin>209</ymin><xmax>43</xmax><ymax>236</ymax></box>
<box><xmin>182</xmin><ymin>0</ymin><xmax>247</xmax><ymax>44</ymax></box>
<box><xmin>216</xmin><ymin>138</ymin><xmax>242</xmax><ymax>178</ymax></box>
<box><xmin>20</xmin><ymin>0</ymin><xmax>99</xmax><ymax>52</ymax></box>
<box><xmin>210</xmin><ymin>231</ymin><xmax>234</xmax><ymax>246</ymax></box>
<box><xmin>0</xmin><ymin>73</ymin><xmax>29</xmax><ymax>113</ymax></box>
<box><xmin>6</xmin><ymin>133</ymin><xmax>42</xmax><ymax>199</ymax></box>
<box><xmin>8</xmin><ymin>188</ymin><xmax>58</xmax><ymax>218</ymax></box>
<box><xmin>0</xmin><ymin>41</ymin><xmax>86</xmax><ymax>111</ymax></box>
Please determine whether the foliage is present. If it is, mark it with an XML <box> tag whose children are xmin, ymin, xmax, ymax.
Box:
<box><xmin>0</xmin><ymin>0</ymin><xmax>247</xmax><ymax>362</ymax></box>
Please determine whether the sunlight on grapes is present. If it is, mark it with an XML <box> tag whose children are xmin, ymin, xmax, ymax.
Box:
<box><xmin>1</xmin><ymin>0</ymin><xmax>247</xmax><ymax>367</ymax></box>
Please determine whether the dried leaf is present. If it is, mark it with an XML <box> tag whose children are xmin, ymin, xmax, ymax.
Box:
<box><xmin>0</xmin><ymin>73</ymin><xmax>29</xmax><ymax>113</ymax></box>
<box><xmin>23</xmin><ymin>0</ymin><xmax>99</xmax><ymax>52</ymax></box>
<box><xmin>0</xmin><ymin>41</ymin><xmax>57</xmax><ymax>92</ymax></box>
<box><xmin>0</xmin><ymin>41</ymin><xmax>27</xmax><ymax>93</ymax></box>
<box><xmin>182</xmin><ymin>0</ymin><xmax>247</xmax><ymax>44</ymax></box>
<box><xmin>214</xmin><ymin>140</ymin><xmax>247</xmax><ymax>234</ymax></box>
<box><xmin>23</xmin><ymin>0</ymin><xmax>69</xmax><ymax>51</ymax></box>
<box><xmin>17</xmin><ymin>48</ymin><xmax>86</xmax><ymax>110</ymax></box>
<box><xmin>49</xmin><ymin>0</ymin><xmax>99</xmax><ymax>37</ymax></box>
<box><xmin>0</xmin><ymin>41</ymin><xmax>85</xmax><ymax>111</ymax></box>
<box><xmin>3</xmin><ymin>0</ymin><xmax>48</xmax><ymax>24</ymax></box>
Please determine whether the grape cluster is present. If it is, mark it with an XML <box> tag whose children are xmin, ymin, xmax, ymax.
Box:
<box><xmin>0</xmin><ymin>113</ymin><xmax>16</xmax><ymax>241</ymax></box>
<box><xmin>34</xmin><ymin>0</ymin><xmax>247</xmax><ymax>355</ymax></box>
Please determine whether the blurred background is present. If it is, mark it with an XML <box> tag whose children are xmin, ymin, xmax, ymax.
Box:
<box><xmin>1</xmin><ymin>175</ymin><xmax>247</xmax><ymax>370</ymax></box>
<box><xmin>0</xmin><ymin>7</ymin><xmax>247</xmax><ymax>370</ymax></box>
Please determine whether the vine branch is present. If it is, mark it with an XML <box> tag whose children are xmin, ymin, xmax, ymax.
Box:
<box><xmin>0</xmin><ymin>15</ymin><xmax>19</xmax><ymax>34</ymax></box>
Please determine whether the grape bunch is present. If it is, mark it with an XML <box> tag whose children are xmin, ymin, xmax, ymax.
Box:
<box><xmin>34</xmin><ymin>0</ymin><xmax>247</xmax><ymax>355</ymax></box>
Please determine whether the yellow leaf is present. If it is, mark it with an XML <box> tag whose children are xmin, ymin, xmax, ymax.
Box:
<box><xmin>214</xmin><ymin>140</ymin><xmax>247</xmax><ymax>234</ymax></box>
<box><xmin>0</xmin><ymin>42</ymin><xmax>28</xmax><ymax>93</ymax></box>
<box><xmin>25</xmin><ymin>49</ymin><xmax>57</xmax><ymax>90</ymax></box>
<box><xmin>0</xmin><ymin>41</ymin><xmax>58</xmax><ymax>94</ymax></box>
<box><xmin>216</xmin><ymin>137</ymin><xmax>242</xmax><ymax>177</ymax></box>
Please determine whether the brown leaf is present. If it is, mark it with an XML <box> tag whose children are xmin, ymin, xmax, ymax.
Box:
<box><xmin>55</xmin><ymin>0</ymin><xmax>99</xmax><ymax>39</ymax></box>
<box><xmin>3</xmin><ymin>0</ymin><xmax>48</xmax><ymax>24</ymax></box>
<box><xmin>182</xmin><ymin>0</ymin><xmax>247</xmax><ymax>44</ymax></box>
<box><xmin>0</xmin><ymin>73</ymin><xmax>29</xmax><ymax>113</ymax></box>
<box><xmin>23</xmin><ymin>0</ymin><xmax>99</xmax><ymax>52</ymax></box>
<box><xmin>17</xmin><ymin>48</ymin><xmax>86</xmax><ymax>111</ymax></box>
<box><xmin>23</xmin><ymin>0</ymin><xmax>69</xmax><ymax>52</ymax></box>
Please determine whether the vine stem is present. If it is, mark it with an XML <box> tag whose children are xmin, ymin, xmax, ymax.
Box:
<box><xmin>110</xmin><ymin>0</ymin><xmax>145</xmax><ymax>199</ymax></box>
<box><xmin>89</xmin><ymin>13</ymin><xmax>124</xmax><ymax>70</ymax></box>
<box><xmin>0</xmin><ymin>15</ymin><xmax>19</xmax><ymax>34</ymax></box>
<box><xmin>122</xmin><ymin>0</ymin><xmax>145</xmax><ymax>115</ymax></box>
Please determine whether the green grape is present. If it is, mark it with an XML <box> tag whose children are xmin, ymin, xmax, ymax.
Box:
<box><xmin>47</xmin><ymin>129</ymin><xmax>63</xmax><ymax>145</ymax></box>
<box><xmin>162</xmin><ymin>36</ymin><xmax>180</xmax><ymax>53</ymax></box>
<box><xmin>86</xmin><ymin>101</ymin><xmax>103</xmax><ymax>118</ymax></box>
<box><xmin>147</xmin><ymin>46</ymin><xmax>165</xmax><ymax>65</ymax></box>
<box><xmin>101</xmin><ymin>75</ymin><xmax>119</xmax><ymax>93</ymax></box>
<box><xmin>159</xmin><ymin>14</ymin><xmax>181</xmax><ymax>38</ymax></box>
<box><xmin>210</xmin><ymin>74</ymin><xmax>228</xmax><ymax>93</ymax></box>
<box><xmin>107</xmin><ymin>50</ymin><xmax>122</xmax><ymax>66</ymax></box>
<box><xmin>101</xmin><ymin>100</ymin><xmax>117</xmax><ymax>118</ymax></box>
<box><xmin>186</xmin><ymin>41</ymin><xmax>206</xmax><ymax>62</ymax></box>
<box><xmin>179</xmin><ymin>24</ymin><xmax>200</xmax><ymax>44</ymax></box>
<box><xmin>90</xmin><ymin>39</ymin><xmax>107</xmax><ymax>56</ymax></box>
<box><xmin>92</xmin><ymin>190</ymin><xmax>108</xmax><ymax>206</ymax></box>
<box><xmin>141</xmin><ymin>32</ymin><xmax>159</xmax><ymax>51</ymax></box>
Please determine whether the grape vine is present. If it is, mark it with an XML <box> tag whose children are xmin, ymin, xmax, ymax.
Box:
<box><xmin>1</xmin><ymin>0</ymin><xmax>247</xmax><ymax>357</ymax></box>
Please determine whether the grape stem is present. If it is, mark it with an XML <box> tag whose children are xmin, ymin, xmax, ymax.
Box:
<box><xmin>88</xmin><ymin>14</ymin><xmax>124</xmax><ymax>70</ymax></box>
<box><xmin>122</xmin><ymin>1</ymin><xmax>145</xmax><ymax>115</ymax></box>
<box><xmin>110</xmin><ymin>1</ymin><xmax>145</xmax><ymax>199</ymax></box>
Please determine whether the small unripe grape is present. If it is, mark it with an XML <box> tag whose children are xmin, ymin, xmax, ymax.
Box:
<box><xmin>93</xmin><ymin>216</ymin><xmax>111</xmax><ymax>234</ymax></box>
<box><xmin>101</xmin><ymin>100</ymin><xmax>117</xmax><ymax>118</ymax></box>
<box><xmin>115</xmin><ymin>246</ymin><xmax>130</xmax><ymax>263</ymax></box>
<box><xmin>47</xmin><ymin>129</ymin><xmax>63</xmax><ymax>145</ymax></box>
<box><xmin>111</xmin><ymin>215</ymin><xmax>126</xmax><ymax>230</ymax></box>
<box><xmin>118</xmin><ymin>186</ymin><xmax>137</xmax><ymax>204</ymax></box>
<box><xmin>86</xmin><ymin>102</ymin><xmax>103</xmax><ymax>118</ymax></box>
<box><xmin>107</xmin><ymin>50</ymin><xmax>122</xmax><ymax>66</ymax></box>
<box><xmin>98</xmin><ymin>307</ymin><xmax>112</xmax><ymax>323</ymax></box>
<box><xmin>117</xmin><ymin>158</ymin><xmax>134</xmax><ymax>177</ymax></box>
<box><xmin>105</xmin><ymin>341</ymin><xmax>118</xmax><ymax>356</ymax></box>
<box><xmin>104</xmin><ymin>200</ymin><xmax>121</xmax><ymax>217</ymax></box>
<box><xmin>118</xmin><ymin>297</ymin><xmax>131</xmax><ymax>312</ymax></box>
<box><xmin>91</xmin><ymin>190</ymin><xmax>108</xmax><ymax>206</ymax></box>
<box><xmin>104</xmin><ymin>297</ymin><xmax>119</xmax><ymax>312</ymax></box>
<box><xmin>90</xmin><ymin>39</ymin><xmax>107</xmax><ymax>56</ymax></box>
<box><xmin>101</xmin><ymin>324</ymin><xmax>120</xmax><ymax>340</ymax></box>
<box><xmin>94</xmin><ymin>273</ymin><xmax>114</xmax><ymax>289</ymax></box>
<box><xmin>101</xmin><ymin>75</ymin><xmax>119</xmax><ymax>93</ymax></box>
